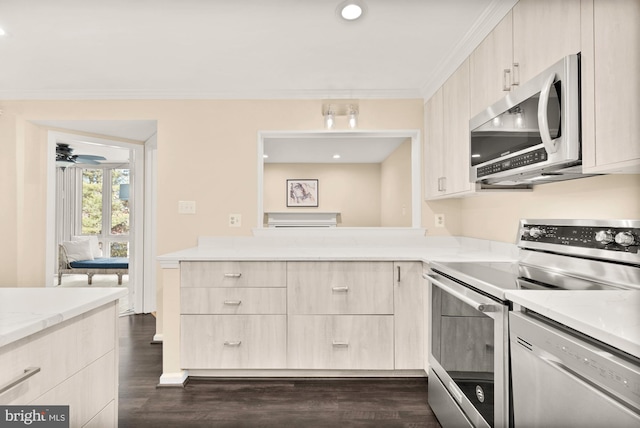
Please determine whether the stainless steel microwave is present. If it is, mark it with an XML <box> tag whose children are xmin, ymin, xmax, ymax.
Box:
<box><xmin>469</xmin><ymin>54</ymin><xmax>591</xmax><ymax>185</ymax></box>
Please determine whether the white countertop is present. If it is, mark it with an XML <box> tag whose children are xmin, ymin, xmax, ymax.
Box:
<box><xmin>506</xmin><ymin>290</ymin><xmax>640</xmax><ymax>358</ymax></box>
<box><xmin>0</xmin><ymin>287</ymin><xmax>128</xmax><ymax>348</ymax></box>
<box><xmin>157</xmin><ymin>235</ymin><xmax>519</xmax><ymax>266</ymax></box>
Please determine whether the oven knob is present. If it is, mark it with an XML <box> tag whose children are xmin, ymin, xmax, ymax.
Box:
<box><xmin>595</xmin><ymin>230</ymin><xmax>614</xmax><ymax>244</ymax></box>
<box><xmin>529</xmin><ymin>227</ymin><xmax>545</xmax><ymax>238</ymax></box>
<box><xmin>614</xmin><ymin>232</ymin><xmax>637</xmax><ymax>247</ymax></box>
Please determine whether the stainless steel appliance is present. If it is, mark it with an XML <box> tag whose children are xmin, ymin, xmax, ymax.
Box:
<box><xmin>469</xmin><ymin>54</ymin><xmax>594</xmax><ymax>186</ymax></box>
<box><xmin>510</xmin><ymin>311</ymin><xmax>640</xmax><ymax>427</ymax></box>
<box><xmin>426</xmin><ymin>219</ymin><xmax>640</xmax><ymax>427</ymax></box>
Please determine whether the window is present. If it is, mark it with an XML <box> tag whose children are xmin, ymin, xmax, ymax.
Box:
<box><xmin>80</xmin><ymin>167</ymin><xmax>130</xmax><ymax>257</ymax></box>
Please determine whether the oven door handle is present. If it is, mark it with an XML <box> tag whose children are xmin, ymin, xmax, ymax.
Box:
<box><xmin>424</xmin><ymin>272</ymin><xmax>497</xmax><ymax>313</ymax></box>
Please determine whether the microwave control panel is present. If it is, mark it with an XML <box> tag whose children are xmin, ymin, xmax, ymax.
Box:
<box><xmin>477</xmin><ymin>148</ymin><xmax>548</xmax><ymax>178</ymax></box>
<box><xmin>520</xmin><ymin>224</ymin><xmax>640</xmax><ymax>254</ymax></box>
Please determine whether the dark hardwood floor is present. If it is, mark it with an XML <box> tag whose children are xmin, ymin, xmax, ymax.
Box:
<box><xmin>118</xmin><ymin>314</ymin><xmax>442</xmax><ymax>427</ymax></box>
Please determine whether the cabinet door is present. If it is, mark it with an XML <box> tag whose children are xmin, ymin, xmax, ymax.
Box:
<box><xmin>582</xmin><ymin>0</ymin><xmax>640</xmax><ymax>172</ymax></box>
<box><xmin>512</xmin><ymin>0</ymin><xmax>581</xmax><ymax>83</ymax></box>
<box><xmin>424</xmin><ymin>87</ymin><xmax>445</xmax><ymax>199</ymax></box>
<box><xmin>469</xmin><ymin>11</ymin><xmax>513</xmax><ymax>117</ymax></box>
<box><xmin>288</xmin><ymin>315</ymin><xmax>394</xmax><ymax>370</ymax></box>
<box><xmin>394</xmin><ymin>262</ymin><xmax>424</xmax><ymax>370</ymax></box>
<box><xmin>442</xmin><ymin>58</ymin><xmax>474</xmax><ymax>196</ymax></box>
<box><xmin>287</xmin><ymin>261</ymin><xmax>393</xmax><ymax>315</ymax></box>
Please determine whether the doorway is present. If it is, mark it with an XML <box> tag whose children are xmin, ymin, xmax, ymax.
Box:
<box><xmin>41</xmin><ymin>123</ymin><xmax>156</xmax><ymax>314</ymax></box>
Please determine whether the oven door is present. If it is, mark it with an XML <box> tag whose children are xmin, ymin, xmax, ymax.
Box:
<box><xmin>426</xmin><ymin>271</ymin><xmax>509</xmax><ymax>428</ymax></box>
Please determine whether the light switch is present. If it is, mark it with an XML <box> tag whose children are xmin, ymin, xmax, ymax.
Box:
<box><xmin>178</xmin><ymin>200</ymin><xmax>196</xmax><ymax>214</ymax></box>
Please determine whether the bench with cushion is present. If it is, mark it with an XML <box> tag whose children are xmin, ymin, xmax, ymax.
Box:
<box><xmin>58</xmin><ymin>238</ymin><xmax>129</xmax><ymax>285</ymax></box>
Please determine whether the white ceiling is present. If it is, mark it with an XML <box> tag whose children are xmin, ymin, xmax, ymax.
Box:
<box><xmin>0</xmin><ymin>0</ymin><xmax>516</xmax><ymax>100</ymax></box>
<box><xmin>8</xmin><ymin>1</ymin><xmax>516</xmax><ymax>163</ymax></box>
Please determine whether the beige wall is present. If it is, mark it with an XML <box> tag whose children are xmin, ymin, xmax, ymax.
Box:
<box><xmin>0</xmin><ymin>98</ymin><xmax>424</xmax><ymax>287</ymax></box>
<box><xmin>380</xmin><ymin>139</ymin><xmax>412</xmax><ymax>227</ymax></box>
<box><xmin>264</xmin><ymin>163</ymin><xmax>382</xmax><ymax>227</ymax></box>
<box><xmin>459</xmin><ymin>174</ymin><xmax>640</xmax><ymax>243</ymax></box>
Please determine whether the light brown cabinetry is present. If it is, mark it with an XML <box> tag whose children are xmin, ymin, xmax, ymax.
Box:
<box><xmin>425</xmin><ymin>59</ymin><xmax>476</xmax><ymax>200</ymax></box>
<box><xmin>469</xmin><ymin>0</ymin><xmax>581</xmax><ymax>117</ymax></box>
<box><xmin>180</xmin><ymin>261</ymin><xmax>287</xmax><ymax>370</ymax></box>
<box><xmin>394</xmin><ymin>261</ymin><xmax>424</xmax><ymax>369</ymax></box>
<box><xmin>181</xmin><ymin>260</ymin><xmax>425</xmax><ymax>373</ymax></box>
<box><xmin>581</xmin><ymin>0</ymin><xmax>640</xmax><ymax>173</ymax></box>
<box><xmin>0</xmin><ymin>304</ymin><xmax>119</xmax><ymax>427</ymax></box>
<box><xmin>288</xmin><ymin>315</ymin><xmax>394</xmax><ymax>370</ymax></box>
<box><xmin>287</xmin><ymin>261</ymin><xmax>393</xmax><ymax>315</ymax></box>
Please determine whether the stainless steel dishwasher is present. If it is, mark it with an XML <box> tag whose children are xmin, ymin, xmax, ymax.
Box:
<box><xmin>510</xmin><ymin>310</ymin><xmax>640</xmax><ymax>427</ymax></box>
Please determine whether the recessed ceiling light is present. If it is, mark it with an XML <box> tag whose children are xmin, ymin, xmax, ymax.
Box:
<box><xmin>0</xmin><ymin>27</ymin><xmax>6</xmax><ymax>36</ymax></box>
<box><xmin>337</xmin><ymin>1</ymin><xmax>365</xmax><ymax>22</ymax></box>
<box><xmin>333</xmin><ymin>154</ymin><xmax>341</xmax><ymax>159</ymax></box>
<box><xmin>263</xmin><ymin>154</ymin><xmax>269</xmax><ymax>159</ymax></box>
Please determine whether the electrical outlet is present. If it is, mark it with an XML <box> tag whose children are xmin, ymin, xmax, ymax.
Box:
<box><xmin>435</xmin><ymin>213</ymin><xmax>445</xmax><ymax>228</ymax></box>
<box><xmin>178</xmin><ymin>200</ymin><xmax>196</xmax><ymax>214</ymax></box>
<box><xmin>229</xmin><ymin>214</ymin><xmax>242</xmax><ymax>227</ymax></box>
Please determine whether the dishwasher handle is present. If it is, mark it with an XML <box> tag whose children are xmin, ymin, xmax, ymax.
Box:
<box><xmin>424</xmin><ymin>272</ymin><xmax>496</xmax><ymax>313</ymax></box>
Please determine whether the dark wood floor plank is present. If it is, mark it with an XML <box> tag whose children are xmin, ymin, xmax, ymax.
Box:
<box><xmin>119</xmin><ymin>314</ymin><xmax>442</xmax><ymax>427</ymax></box>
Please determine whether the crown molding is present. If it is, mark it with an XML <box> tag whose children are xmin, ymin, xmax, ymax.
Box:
<box><xmin>0</xmin><ymin>87</ymin><xmax>423</xmax><ymax>101</ymax></box>
<box><xmin>419</xmin><ymin>0</ymin><xmax>518</xmax><ymax>102</ymax></box>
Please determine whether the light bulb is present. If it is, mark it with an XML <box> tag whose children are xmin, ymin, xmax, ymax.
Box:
<box><xmin>348</xmin><ymin>111</ymin><xmax>358</xmax><ymax>129</ymax></box>
<box><xmin>325</xmin><ymin>112</ymin><xmax>335</xmax><ymax>129</ymax></box>
<box><xmin>341</xmin><ymin>4</ymin><xmax>363</xmax><ymax>20</ymax></box>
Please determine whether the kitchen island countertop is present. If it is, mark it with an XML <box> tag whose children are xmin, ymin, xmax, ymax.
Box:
<box><xmin>0</xmin><ymin>287</ymin><xmax>128</xmax><ymax>348</ymax></box>
<box><xmin>505</xmin><ymin>290</ymin><xmax>640</xmax><ymax>358</ymax></box>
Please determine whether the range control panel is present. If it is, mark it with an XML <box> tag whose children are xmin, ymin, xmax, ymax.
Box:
<box><xmin>519</xmin><ymin>220</ymin><xmax>640</xmax><ymax>256</ymax></box>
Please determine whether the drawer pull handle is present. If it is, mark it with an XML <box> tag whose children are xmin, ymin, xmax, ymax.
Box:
<box><xmin>332</xmin><ymin>286</ymin><xmax>349</xmax><ymax>292</ymax></box>
<box><xmin>223</xmin><ymin>300</ymin><xmax>242</xmax><ymax>306</ymax></box>
<box><xmin>332</xmin><ymin>341</ymin><xmax>349</xmax><ymax>347</ymax></box>
<box><xmin>224</xmin><ymin>273</ymin><xmax>242</xmax><ymax>278</ymax></box>
<box><xmin>0</xmin><ymin>367</ymin><xmax>41</xmax><ymax>394</ymax></box>
<box><xmin>224</xmin><ymin>341</ymin><xmax>242</xmax><ymax>347</ymax></box>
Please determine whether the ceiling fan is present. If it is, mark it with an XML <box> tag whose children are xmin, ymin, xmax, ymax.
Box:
<box><xmin>56</xmin><ymin>143</ymin><xmax>106</xmax><ymax>169</ymax></box>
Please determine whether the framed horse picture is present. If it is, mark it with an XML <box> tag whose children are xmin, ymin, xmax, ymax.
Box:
<box><xmin>286</xmin><ymin>179</ymin><xmax>318</xmax><ymax>207</ymax></box>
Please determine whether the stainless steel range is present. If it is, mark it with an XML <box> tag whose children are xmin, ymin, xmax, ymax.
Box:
<box><xmin>425</xmin><ymin>219</ymin><xmax>640</xmax><ymax>428</ymax></box>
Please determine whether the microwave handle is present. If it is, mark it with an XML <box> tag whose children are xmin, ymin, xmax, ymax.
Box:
<box><xmin>538</xmin><ymin>72</ymin><xmax>558</xmax><ymax>154</ymax></box>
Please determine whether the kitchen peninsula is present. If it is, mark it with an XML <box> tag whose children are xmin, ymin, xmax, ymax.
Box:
<box><xmin>157</xmin><ymin>229</ymin><xmax>518</xmax><ymax>386</ymax></box>
<box><xmin>0</xmin><ymin>287</ymin><xmax>126</xmax><ymax>427</ymax></box>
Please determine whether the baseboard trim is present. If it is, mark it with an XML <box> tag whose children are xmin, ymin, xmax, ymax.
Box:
<box><xmin>158</xmin><ymin>370</ymin><xmax>188</xmax><ymax>387</ymax></box>
<box><xmin>185</xmin><ymin>369</ymin><xmax>427</xmax><ymax>378</ymax></box>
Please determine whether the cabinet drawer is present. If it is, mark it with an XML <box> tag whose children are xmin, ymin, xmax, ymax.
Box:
<box><xmin>181</xmin><ymin>288</ymin><xmax>286</xmax><ymax>314</ymax></box>
<box><xmin>181</xmin><ymin>261</ymin><xmax>286</xmax><ymax>288</ymax></box>
<box><xmin>0</xmin><ymin>304</ymin><xmax>116</xmax><ymax>405</ymax></box>
<box><xmin>288</xmin><ymin>315</ymin><xmax>394</xmax><ymax>370</ymax></box>
<box><xmin>287</xmin><ymin>261</ymin><xmax>393</xmax><ymax>314</ymax></box>
<box><xmin>181</xmin><ymin>315</ymin><xmax>286</xmax><ymax>369</ymax></box>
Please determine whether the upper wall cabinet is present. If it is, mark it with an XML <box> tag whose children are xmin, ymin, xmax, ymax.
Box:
<box><xmin>469</xmin><ymin>11</ymin><xmax>513</xmax><ymax>117</ymax></box>
<box><xmin>425</xmin><ymin>59</ymin><xmax>476</xmax><ymax>200</ymax></box>
<box><xmin>469</xmin><ymin>0</ymin><xmax>581</xmax><ymax>117</ymax></box>
<box><xmin>581</xmin><ymin>0</ymin><xmax>640</xmax><ymax>173</ymax></box>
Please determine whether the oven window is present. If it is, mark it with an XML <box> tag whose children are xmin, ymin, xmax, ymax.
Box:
<box><xmin>470</xmin><ymin>81</ymin><xmax>562</xmax><ymax>167</ymax></box>
<box><xmin>432</xmin><ymin>285</ymin><xmax>496</xmax><ymax>426</ymax></box>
